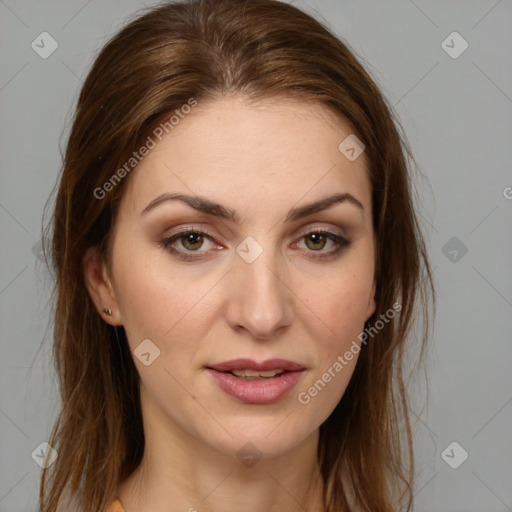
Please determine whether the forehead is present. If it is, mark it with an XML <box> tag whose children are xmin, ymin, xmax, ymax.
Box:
<box><xmin>119</xmin><ymin>95</ymin><xmax>371</xmax><ymax>220</ymax></box>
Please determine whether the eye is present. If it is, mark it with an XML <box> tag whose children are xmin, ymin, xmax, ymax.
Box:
<box><xmin>159</xmin><ymin>227</ymin><xmax>351</xmax><ymax>262</ymax></box>
<box><xmin>159</xmin><ymin>228</ymin><xmax>218</xmax><ymax>261</ymax></box>
<box><xmin>294</xmin><ymin>229</ymin><xmax>351</xmax><ymax>260</ymax></box>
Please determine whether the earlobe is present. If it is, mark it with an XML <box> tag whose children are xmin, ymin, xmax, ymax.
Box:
<box><xmin>82</xmin><ymin>246</ymin><xmax>122</xmax><ymax>326</ymax></box>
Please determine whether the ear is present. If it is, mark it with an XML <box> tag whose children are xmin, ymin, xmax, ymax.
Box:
<box><xmin>365</xmin><ymin>230</ymin><xmax>378</xmax><ymax>321</ymax></box>
<box><xmin>365</xmin><ymin>278</ymin><xmax>377</xmax><ymax>322</ymax></box>
<box><xmin>82</xmin><ymin>246</ymin><xmax>122</xmax><ymax>326</ymax></box>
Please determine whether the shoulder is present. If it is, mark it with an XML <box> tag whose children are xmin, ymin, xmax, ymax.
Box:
<box><xmin>104</xmin><ymin>498</ymin><xmax>125</xmax><ymax>512</ymax></box>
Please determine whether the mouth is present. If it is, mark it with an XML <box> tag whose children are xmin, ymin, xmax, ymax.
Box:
<box><xmin>205</xmin><ymin>358</ymin><xmax>306</xmax><ymax>404</ymax></box>
<box><xmin>218</xmin><ymin>368</ymin><xmax>288</xmax><ymax>380</ymax></box>
<box><xmin>206</xmin><ymin>357</ymin><xmax>305</xmax><ymax>373</ymax></box>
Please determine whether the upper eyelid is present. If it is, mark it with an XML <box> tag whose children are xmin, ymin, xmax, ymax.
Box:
<box><xmin>162</xmin><ymin>226</ymin><xmax>349</xmax><ymax>253</ymax></box>
<box><xmin>164</xmin><ymin>224</ymin><xmax>347</xmax><ymax>241</ymax></box>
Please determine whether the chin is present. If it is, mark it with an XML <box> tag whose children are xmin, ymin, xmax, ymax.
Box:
<box><xmin>199</xmin><ymin>419</ymin><xmax>314</xmax><ymax>461</ymax></box>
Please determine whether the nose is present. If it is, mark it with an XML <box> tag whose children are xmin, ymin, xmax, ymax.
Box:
<box><xmin>225</xmin><ymin>244</ymin><xmax>294</xmax><ymax>340</ymax></box>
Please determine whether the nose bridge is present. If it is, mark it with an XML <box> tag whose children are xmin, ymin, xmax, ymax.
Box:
<box><xmin>229</xmin><ymin>236</ymin><xmax>293</xmax><ymax>338</ymax></box>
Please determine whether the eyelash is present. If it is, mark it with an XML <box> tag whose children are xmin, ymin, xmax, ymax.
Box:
<box><xmin>159</xmin><ymin>227</ymin><xmax>351</xmax><ymax>262</ymax></box>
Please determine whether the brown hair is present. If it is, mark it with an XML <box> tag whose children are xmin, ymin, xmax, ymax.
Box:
<box><xmin>40</xmin><ymin>0</ymin><xmax>435</xmax><ymax>511</ymax></box>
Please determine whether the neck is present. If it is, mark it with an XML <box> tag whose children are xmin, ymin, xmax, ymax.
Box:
<box><xmin>117</xmin><ymin>426</ymin><xmax>325</xmax><ymax>512</ymax></box>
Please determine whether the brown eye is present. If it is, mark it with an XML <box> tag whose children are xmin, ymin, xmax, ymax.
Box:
<box><xmin>296</xmin><ymin>229</ymin><xmax>351</xmax><ymax>260</ymax></box>
<box><xmin>304</xmin><ymin>232</ymin><xmax>328</xmax><ymax>251</ymax></box>
<box><xmin>180</xmin><ymin>232</ymin><xmax>205</xmax><ymax>251</ymax></box>
<box><xmin>160</xmin><ymin>227</ymin><xmax>351</xmax><ymax>263</ymax></box>
<box><xmin>159</xmin><ymin>228</ymin><xmax>218</xmax><ymax>261</ymax></box>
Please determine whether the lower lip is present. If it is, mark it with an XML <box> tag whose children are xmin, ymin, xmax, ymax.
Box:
<box><xmin>206</xmin><ymin>369</ymin><xmax>304</xmax><ymax>404</ymax></box>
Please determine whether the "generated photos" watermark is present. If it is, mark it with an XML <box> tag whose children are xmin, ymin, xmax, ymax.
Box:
<box><xmin>297</xmin><ymin>301</ymin><xmax>401</xmax><ymax>405</ymax></box>
<box><xmin>94</xmin><ymin>97</ymin><xmax>198</xmax><ymax>200</ymax></box>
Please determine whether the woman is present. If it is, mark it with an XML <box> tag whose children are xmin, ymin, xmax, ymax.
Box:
<box><xmin>40</xmin><ymin>0</ymin><xmax>435</xmax><ymax>511</ymax></box>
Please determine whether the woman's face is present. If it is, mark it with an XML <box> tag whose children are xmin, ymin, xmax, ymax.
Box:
<box><xmin>94</xmin><ymin>95</ymin><xmax>376</xmax><ymax>460</ymax></box>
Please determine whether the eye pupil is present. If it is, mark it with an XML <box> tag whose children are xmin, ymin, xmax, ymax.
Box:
<box><xmin>183</xmin><ymin>232</ymin><xmax>203</xmax><ymax>250</ymax></box>
<box><xmin>306</xmin><ymin>232</ymin><xmax>326</xmax><ymax>250</ymax></box>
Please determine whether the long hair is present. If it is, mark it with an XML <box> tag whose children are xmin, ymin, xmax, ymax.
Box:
<box><xmin>40</xmin><ymin>1</ymin><xmax>435</xmax><ymax>510</ymax></box>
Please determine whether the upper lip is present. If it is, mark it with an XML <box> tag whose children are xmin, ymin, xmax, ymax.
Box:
<box><xmin>207</xmin><ymin>358</ymin><xmax>305</xmax><ymax>372</ymax></box>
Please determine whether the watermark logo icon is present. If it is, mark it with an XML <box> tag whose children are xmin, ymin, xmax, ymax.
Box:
<box><xmin>134</xmin><ymin>338</ymin><xmax>161</xmax><ymax>366</ymax></box>
<box><xmin>442</xmin><ymin>236</ymin><xmax>468</xmax><ymax>263</ymax></box>
<box><xmin>31</xmin><ymin>32</ymin><xmax>59</xmax><ymax>59</ymax></box>
<box><xmin>31</xmin><ymin>442</ymin><xmax>58</xmax><ymax>468</ymax></box>
<box><xmin>32</xmin><ymin>240</ymin><xmax>44</xmax><ymax>262</ymax></box>
<box><xmin>237</xmin><ymin>442</ymin><xmax>262</xmax><ymax>468</ymax></box>
<box><xmin>236</xmin><ymin>236</ymin><xmax>263</xmax><ymax>264</ymax></box>
<box><xmin>441</xmin><ymin>32</ymin><xmax>468</xmax><ymax>59</ymax></box>
<box><xmin>441</xmin><ymin>441</ymin><xmax>468</xmax><ymax>469</ymax></box>
<box><xmin>338</xmin><ymin>134</ymin><xmax>365</xmax><ymax>161</ymax></box>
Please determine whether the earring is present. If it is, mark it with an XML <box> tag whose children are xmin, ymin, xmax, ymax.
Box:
<box><xmin>102</xmin><ymin>308</ymin><xmax>112</xmax><ymax>316</ymax></box>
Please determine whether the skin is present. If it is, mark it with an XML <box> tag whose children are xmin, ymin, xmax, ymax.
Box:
<box><xmin>83</xmin><ymin>94</ymin><xmax>376</xmax><ymax>512</ymax></box>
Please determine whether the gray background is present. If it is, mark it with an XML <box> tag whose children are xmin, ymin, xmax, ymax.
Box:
<box><xmin>1</xmin><ymin>0</ymin><xmax>511</xmax><ymax>511</ymax></box>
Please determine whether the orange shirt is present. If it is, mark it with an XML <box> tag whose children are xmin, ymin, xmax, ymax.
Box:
<box><xmin>105</xmin><ymin>498</ymin><xmax>125</xmax><ymax>512</ymax></box>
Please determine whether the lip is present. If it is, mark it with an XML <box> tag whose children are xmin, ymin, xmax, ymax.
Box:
<box><xmin>206</xmin><ymin>368</ymin><xmax>305</xmax><ymax>404</ymax></box>
<box><xmin>205</xmin><ymin>358</ymin><xmax>306</xmax><ymax>405</ymax></box>
<box><xmin>207</xmin><ymin>358</ymin><xmax>305</xmax><ymax>372</ymax></box>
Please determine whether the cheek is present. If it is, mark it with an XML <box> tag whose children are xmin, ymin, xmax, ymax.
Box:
<box><xmin>112</xmin><ymin>243</ymin><xmax>221</xmax><ymax>358</ymax></box>
<box><xmin>299</xmin><ymin>268</ymin><xmax>372</xmax><ymax>408</ymax></box>
<box><xmin>296</xmin><ymin>276</ymin><xmax>369</xmax><ymax>414</ymax></box>
<box><xmin>306</xmin><ymin>271</ymin><xmax>373</xmax><ymax>338</ymax></box>
<box><xmin>297</xmin><ymin>236</ymin><xmax>375</xmax><ymax>333</ymax></box>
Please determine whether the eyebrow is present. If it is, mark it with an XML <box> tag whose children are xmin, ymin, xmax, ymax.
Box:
<box><xmin>141</xmin><ymin>192</ymin><xmax>364</xmax><ymax>223</ymax></box>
